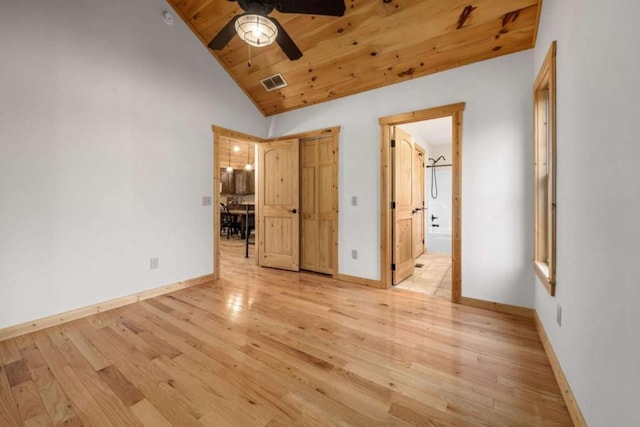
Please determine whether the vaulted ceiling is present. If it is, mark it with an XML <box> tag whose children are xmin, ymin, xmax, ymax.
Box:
<box><xmin>169</xmin><ymin>0</ymin><xmax>541</xmax><ymax>116</ymax></box>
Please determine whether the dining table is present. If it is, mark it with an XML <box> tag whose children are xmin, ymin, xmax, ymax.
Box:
<box><xmin>228</xmin><ymin>202</ymin><xmax>255</xmax><ymax>258</ymax></box>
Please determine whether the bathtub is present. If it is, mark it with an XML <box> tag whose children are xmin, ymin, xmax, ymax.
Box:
<box><xmin>426</xmin><ymin>227</ymin><xmax>452</xmax><ymax>255</ymax></box>
<box><xmin>426</xmin><ymin>169</ymin><xmax>452</xmax><ymax>255</ymax></box>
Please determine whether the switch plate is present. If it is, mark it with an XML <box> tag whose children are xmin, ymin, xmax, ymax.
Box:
<box><xmin>556</xmin><ymin>303</ymin><xmax>562</xmax><ymax>326</ymax></box>
<box><xmin>150</xmin><ymin>257</ymin><xmax>159</xmax><ymax>270</ymax></box>
<box><xmin>202</xmin><ymin>196</ymin><xmax>212</xmax><ymax>206</ymax></box>
<box><xmin>351</xmin><ymin>196</ymin><xmax>358</xmax><ymax>206</ymax></box>
<box><xmin>351</xmin><ymin>249</ymin><xmax>358</xmax><ymax>259</ymax></box>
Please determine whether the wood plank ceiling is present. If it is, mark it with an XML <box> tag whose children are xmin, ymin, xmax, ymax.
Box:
<box><xmin>219</xmin><ymin>137</ymin><xmax>255</xmax><ymax>170</ymax></box>
<box><xmin>169</xmin><ymin>0</ymin><xmax>541</xmax><ymax>116</ymax></box>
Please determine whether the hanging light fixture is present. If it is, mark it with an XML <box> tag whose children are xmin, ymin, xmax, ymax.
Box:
<box><xmin>245</xmin><ymin>142</ymin><xmax>253</xmax><ymax>171</ymax></box>
<box><xmin>226</xmin><ymin>139</ymin><xmax>233</xmax><ymax>173</ymax></box>
<box><xmin>235</xmin><ymin>14</ymin><xmax>278</xmax><ymax>47</ymax></box>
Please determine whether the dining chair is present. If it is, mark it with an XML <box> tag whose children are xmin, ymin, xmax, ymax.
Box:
<box><xmin>220</xmin><ymin>203</ymin><xmax>240</xmax><ymax>239</ymax></box>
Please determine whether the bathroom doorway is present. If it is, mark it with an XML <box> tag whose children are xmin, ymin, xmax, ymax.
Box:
<box><xmin>395</xmin><ymin>117</ymin><xmax>453</xmax><ymax>299</ymax></box>
<box><xmin>379</xmin><ymin>103</ymin><xmax>464</xmax><ymax>303</ymax></box>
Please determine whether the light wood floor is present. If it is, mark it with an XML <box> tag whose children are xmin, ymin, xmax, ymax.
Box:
<box><xmin>0</xmin><ymin>243</ymin><xmax>572</xmax><ymax>426</ymax></box>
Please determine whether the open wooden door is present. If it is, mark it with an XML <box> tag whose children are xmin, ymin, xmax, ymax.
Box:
<box><xmin>257</xmin><ymin>139</ymin><xmax>300</xmax><ymax>271</ymax></box>
<box><xmin>393</xmin><ymin>127</ymin><xmax>415</xmax><ymax>284</ymax></box>
<box><xmin>413</xmin><ymin>144</ymin><xmax>425</xmax><ymax>258</ymax></box>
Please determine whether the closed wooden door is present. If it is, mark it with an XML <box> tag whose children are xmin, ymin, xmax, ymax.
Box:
<box><xmin>257</xmin><ymin>139</ymin><xmax>300</xmax><ymax>271</ymax></box>
<box><xmin>300</xmin><ymin>136</ymin><xmax>335</xmax><ymax>274</ymax></box>
<box><xmin>413</xmin><ymin>144</ymin><xmax>425</xmax><ymax>258</ymax></box>
<box><xmin>393</xmin><ymin>127</ymin><xmax>415</xmax><ymax>284</ymax></box>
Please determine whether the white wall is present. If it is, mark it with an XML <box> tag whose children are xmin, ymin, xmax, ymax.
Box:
<box><xmin>267</xmin><ymin>51</ymin><xmax>535</xmax><ymax>307</ymax></box>
<box><xmin>534</xmin><ymin>0</ymin><xmax>640</xmax><ymax>425</ymax></box>
<box><xmin>426</xmin><ymin>145</ymin><xmax>452</xmax><ymax>165</ymax></box>
<box><xmin>0</xmin><ymin>0</ymin><xmax>266</xmax><ymax>329</ymax></box>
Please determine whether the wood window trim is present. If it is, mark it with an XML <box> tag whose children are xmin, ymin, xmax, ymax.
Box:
<box><xmin>533</xmin><ymin>41</ymin><xmax>557</xmax><ymax>296</ymax></box>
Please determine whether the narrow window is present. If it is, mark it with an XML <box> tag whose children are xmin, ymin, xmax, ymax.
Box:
<box><xmin>533</xmin><ymin>41</ymin><xmax>557</xmax><ymax>295</ymax></box>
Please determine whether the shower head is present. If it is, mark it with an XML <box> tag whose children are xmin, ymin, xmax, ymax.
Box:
<box><xmin>429</xmin><ymin>155</ymin><xmax>446</xmax><ymax>164</ymax></box>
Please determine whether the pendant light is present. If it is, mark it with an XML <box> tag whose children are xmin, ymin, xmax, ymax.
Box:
<box><xmin>244</xmin><ymin>142</ymin><xmax>253</xmax><ymax>171</ymax></box>
<box><xmin>226</xmin><ymin>139</ymin><xmax>233</xmax><ymax>173</ymax></box>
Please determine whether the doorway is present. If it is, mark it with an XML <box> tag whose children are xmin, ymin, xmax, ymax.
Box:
<box><xmin>213</xmin><ymin>126</ymin><xmax>263</xmax><ymax>280</ymax></box>
<box><xmin>394</xmin><ymin>117</ymin><xmax>453</xmax><ymax>300</ymax></box>
<box><xmin>379</xmin><ymin>103</ymin><xmax>464</xmax><ymax>303</ymax></box>
<box><xmin>212</xmin><ymin>125</ymin><xmax>340</xmax><ymax>279</ymax></box>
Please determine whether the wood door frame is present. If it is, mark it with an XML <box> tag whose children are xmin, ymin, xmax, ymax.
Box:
<box><xmin>267</xmin><ymin>126</ymin><xmax>340</xmax><ymax>277</ymax></box>
<box><xmin>379</xmin><ymin>103</ymin><xmax>465</xmax><ymax>303</ymax></box>
<box><xmin>213</xmin><ymin>125</ymin><xmax>340</xmax><ymax>279</ymax></box>
<box><xmin>212</xmin><ymin>126</ymin><xmax>265</xmax><ymax>280</ymax></box>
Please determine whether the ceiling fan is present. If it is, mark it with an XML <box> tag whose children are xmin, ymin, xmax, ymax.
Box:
<box><xmin>207</xmin><ymin>0</ymin><xmax>346</xmax><ymax>61</ymax></box>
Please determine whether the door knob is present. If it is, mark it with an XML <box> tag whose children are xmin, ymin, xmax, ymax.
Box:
<box><xmin>289</xmin><ymin>208</ymin><xmax>298</xmax><ymax>214</ymax></box>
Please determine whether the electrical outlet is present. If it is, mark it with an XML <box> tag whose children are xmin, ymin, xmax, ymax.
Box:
<box><xmin>202</xmin><ymin>196</ymin><xmax>212</xmax><ymax>206</ymax></box>
<box><xmin>351</xmin><ymin>196</ymin><xmax>358</xmax><ymax>206</ymax></box>
<box><xmin>150</xmin><ymin>257</ymin><xmax>159</xmax><ymax>270</ymax></box>
<box><xmin>556</xmin><ymin>303</ymin><xmax>562</xmax><ymax>326</ymax></box>
<box><xmin>351</xmin><ymin>249</ymin><xmax>358</xmax><ymax>260</ymax></box>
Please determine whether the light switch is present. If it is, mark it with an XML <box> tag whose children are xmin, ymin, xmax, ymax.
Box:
<box><xmin>351</xmin><ymin>196</ymin><xmax>358</xmax><ymax>206</ymax></box>
<box><xmin>202</xmin><ymin>196</ymin><xmax>212</xmax><ymax>206</ymax></box>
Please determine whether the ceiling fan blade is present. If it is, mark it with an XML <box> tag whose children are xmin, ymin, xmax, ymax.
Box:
<box><xmin>207</xmin><ymin>15</ymin><xmax>242</xmax><ymax>50</ymax></box>
<box><xmin>275</xmin><ymin>0</ymin><xmax>346</xmax><ymax>17</ymax></box>
<box><xmin>270</xmin><ymin>18</ymin><xmax>302</xmax><ymax>60</ymax></box>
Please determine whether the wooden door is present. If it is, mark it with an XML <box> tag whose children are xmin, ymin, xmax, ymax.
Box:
<box><xmin>412</xmin><ymin>144</ymin><xmax>425</xmax><ymax>258</ymax></box>
<box><xmin>300</xmin><ymin>136</ymin><xmax>335</xmax><ymax>274</ymax></box>
<box><xmin>393</xmin><ymin>127</ymin><xmax>415</xmax><ymax>284</ymax></box>
<box><xmin>257</xmin><ymin>139</ymin><xmax>300</xmax><ymax>271</ymax></box>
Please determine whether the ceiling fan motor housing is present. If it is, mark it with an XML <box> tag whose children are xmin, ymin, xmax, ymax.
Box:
<box><xmin>237</xmin><ymin>0</ymin><xmax>276</xmax><ymax>15</ymax></box>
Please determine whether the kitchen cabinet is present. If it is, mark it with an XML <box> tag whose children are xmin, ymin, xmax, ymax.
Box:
<box><xmin>220</xmin><ymin>169</ymin><xmax>235</xmax><ymax>194</ymax></box>
<box><xmin>234</xmin><ymin>170</ymin><xmax>255</xmax><ymax>195</ymax></box>
<box><xmin>220</xmin><ymin>169</ymin><xmax>254</xmax><ymax>195</ymax></box>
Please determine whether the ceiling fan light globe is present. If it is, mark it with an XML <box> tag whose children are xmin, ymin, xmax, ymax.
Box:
<box><xmin>235</xmin><ymin>14</ymin><xmax>277</xmax><ymax>47</ymax></box>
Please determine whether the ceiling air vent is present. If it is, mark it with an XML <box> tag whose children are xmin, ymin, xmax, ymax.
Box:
<box><xmin>260</xmin><ymin>73</ymin><xmax>287</xmax><ymax>92</ymax></box>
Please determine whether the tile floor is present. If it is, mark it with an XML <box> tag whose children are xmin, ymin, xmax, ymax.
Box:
<box><xmin>394</xmin><ymin>252</ymin><xmax>452</xmax><ymax>300</ymax></box>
